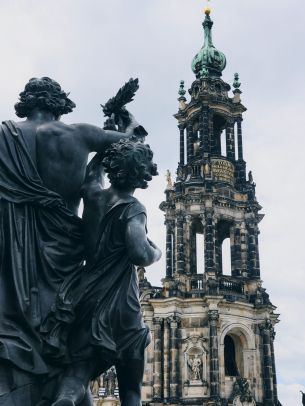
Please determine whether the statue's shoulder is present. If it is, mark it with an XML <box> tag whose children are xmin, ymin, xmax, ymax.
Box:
<box><xmin>124</xmin><ymin>197</ymin><xmax>147</xmax><ymax>221</ymax></box>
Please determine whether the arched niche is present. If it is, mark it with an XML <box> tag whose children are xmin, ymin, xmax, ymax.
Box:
<box><xmin>212</xmin><ymin>114</ymin><xmax>227</xmax><ymax>157</ymax></box>
<box><xmin>220</xmin><ymin>323</ymin><xmax>256</xmax><ymax>379</ymax></box>
<box><xmin>219</xmin><ymin>324</ymin><xmax>256</xmax><ymax>400</ymax></box>
<box><xmin>183</xmin><ymin>336</ymin><xmax>208</xmax><ymax>383</ymax></box>
<box><xmin>182</xmin><ymin>336</ymin><xmax>209</xmax><ymax>398</ymax></box>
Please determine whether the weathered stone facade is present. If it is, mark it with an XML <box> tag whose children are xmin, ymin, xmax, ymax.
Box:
<box><xmin>138</xmin><ymin>9</ymin><xmax>281</xmax><ymax>406</ymax></box>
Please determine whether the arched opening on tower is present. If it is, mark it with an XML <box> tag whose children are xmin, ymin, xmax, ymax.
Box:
<box><xmin>196</xmin><ymin>233</ymin><xmax>204</xmax><ymax>275</ymax></box>
<box><xmin>192</xmin><ymin>121</ymin><xmax>201</xmax><ymax>159</ymax></box>
<box><xmin>212</xmin><ymin>114</ymin><xmax>226</xmax><ymax>157</ymax></box>
<box><xmin>234</xmin><ymin>121</ymin><xmax>239</xmax><ymax>160</ymax></box>
<box><xmin>224</xmin><ymin>335</ymin><xmax>242</xmax><ymax>377</ymax></box>
<box><xmin>190</xmin><ymin>218</ymin><xmax>205</xmax><ymax>276</ymax></box>
<box><xmin>222</xmin><ymin>238</ymin><xmax>231</xmax><ymax>275</ymax></box>
<box><xmin>216</xmin><ymin>220</ymin><xmax>233</xmax><ymax>275</ymax></box>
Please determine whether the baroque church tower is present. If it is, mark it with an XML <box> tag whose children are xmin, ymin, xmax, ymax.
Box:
<box><xmin>140</xmin><ymin>7</ymin><xmax>281</xmax><ymax>406</ymax></box>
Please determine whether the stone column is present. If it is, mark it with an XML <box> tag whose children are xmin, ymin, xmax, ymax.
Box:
<box><xmin>225</xmin><ymin>119</ymin><xmax>235</xmax><ymax>161</ymax></box>
<box><xmin>247</xmin><ymin>222</ymin><xmax>260</xmax><ymax>278</ymax></box>
<box><xmin>270</xmin><ymin>328</ymin><xmax>278</xmax><ymax>405</ymax></box>
<box><xmin>163</xmin><ymin>318</ymin><xmax>170</xmax><ymax>400</ymax></box>
<box><xmin>215</xmin><ymin>233</ymin><xmax>223</xmax><ymax>275</ymax></box>
<box><xmin>209</xmin><ymin>310</ymin><xmax>220</xmax><ymax>400</ymax></box>
<box><xmin>172</xmin><ymin>221</ymin><xmax>176</xmax><ymax>275</ymax></box>
<box><xmin>169</xmin><ymin>315</ymin><xmax>181</xmax><ymax>402</ymax></box>
<box><xmin>204</xmin><ymin>210</ymin><xmax>216</xmax><ymax>274</ymax></box>
<box><xmin>190</xmin><ymin>222</ymin><xmax>197</xmax><ymax>275</ymax></box>
<box><xmin>260</xmin><ymin>320</ymin><xmax>274</xmax><ymax>405</ymax></box>
<box><xmin>231</xmin><ymin>224</ymin><xmax>242</xmax><ymax>277</ymax></box>
<box><xmin>187</xmin><ymin>122</ymin><xmax>194</xmax><ymax>163</ymax></box>
<box><xmin>176</xmin><ymin>214</ymin><xmax>185</xmax><ymax>275</ymax></box>
<box><xmin>179</xmin><ymin>125</ymin><xmax>185</xmax><ymax>166</ymax></box>
<box><xmin>165</xmin><ymin>220</ymin><xmax>173</xmax><ymax>278</ymax></box>
<box><xmin>209</xmin><ymin>114</ymin><xmax>217</xmax><ymax>156</ymax></box>
<box><xmin>255</xmin><ymin>228</ymin><xmax>261</xmax><ymax>278</ymax></box>
<box><xmin>240</xmin><ymin>222</ymin><xmax>248</xmax><ymax>276</ymax></box>
<box><xmin>237</xmin><ymin>118</ymin><xmax>244</xmax><ymax>161</ymax></box>
<box><xmin>153</xmin><ymin>318</ymin><xmax>163</xmax><ymax>402</ymax></box>
<box><xmin>200</xmin><ymin>106</ymin><xmax>210</xmax><ymax>156</ymax></box>
<box><xmin>235</xmin><ymin>118</ymin><xmax>247</xmax><ymax>187</ymax></box>
<box><xmin>184</xmin><ymin>215</ymin><xmax>193</xmax><ymax>276</ymax></box>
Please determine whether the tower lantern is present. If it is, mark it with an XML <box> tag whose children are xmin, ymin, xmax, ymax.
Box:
<box><xmin>140</xmin><ymin>7</ymin><xmax>281</xmax><ymax>406</ymax></box>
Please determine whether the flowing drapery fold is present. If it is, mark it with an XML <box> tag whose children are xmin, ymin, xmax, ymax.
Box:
<box><xmin>0</xmin><ymin>121</ymin><xmax>84</xmax><ymax>375</ymax></box>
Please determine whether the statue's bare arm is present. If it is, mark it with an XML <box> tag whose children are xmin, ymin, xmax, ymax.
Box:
<box><xmin>125</xmin><ymin>213</ymin><xmax>161</xmax><ymax>267</ymax></box>
<box><xmin>76</xmin><ymin>122</ymin><xmax>137</xmax><ymax>154</ymax></box>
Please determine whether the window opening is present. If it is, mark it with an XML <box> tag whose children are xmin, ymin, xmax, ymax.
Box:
<box><xmin>224</xmin><ymin>335</ymin><xmax>239</xmax><ymax>377</ymax></box>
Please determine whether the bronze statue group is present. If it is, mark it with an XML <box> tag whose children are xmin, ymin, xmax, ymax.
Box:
<box><xmin>0</xmin><ymin>77</ymin><xmax>161</xmax><ymax>406</ymax></box>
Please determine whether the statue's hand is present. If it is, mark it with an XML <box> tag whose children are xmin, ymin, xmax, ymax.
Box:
<box><xmin>125</xmin><ymin>111</ymin><xmax>148</xmax><ymax>140</ymax></box>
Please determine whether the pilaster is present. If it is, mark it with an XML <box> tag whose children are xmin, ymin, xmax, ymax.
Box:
<box><xmin>247</xmin><ymin>222</ymin><xmax>260</xmax><ymax>278</ymax></box>
<box><xmin>169</xmin><ymin>315</ymin><xmax>181</xmax><ymax>403</ymax></box>
<box><xmin>259</xmin><ymin>320</ymin><xmax>274</xmax><ymax>405</ymax></box>
<box><xmin>176</xmin><ymin>213</ymin><xmax>185</xmax><ymax>275</ymax></box>
<box><xmin>165</xmin><ymin>220</ymin><xmax>174</xmax><ymax>278</ymax></box>
<box><xmin>163</xmin><ymin>318</ymin><xmax>170</xmax><ymax>400</ymax></box>
<box><xmin>201</xmin><ymin>106</ymin><xmax>210</xmax><ymax>156</ymax></box>
<box><xmin>204</xmin><ymin>209</ymin><xmax>216</xmax><ymax>274</ymax></box>
<box><xmin>187</xmin><ymin>122</ymin><xmax>194</xmax><ymax>163</ymax></box>
<box><xmin>153</xmin><ymin>317</ymin><xmax>163</xmax><ymax>402</ymax></box>
<box><xmin>209</xmin><ymin>310</ymin><xmax>220</xmax><ymax>401</ymax></box>
<box><xmin>225</xmin><ymin>119</ymin><xmax>235</xmax><ymax>161</ymax></box>
<box><xmin>179</xmin><ymin>125</ymin><xmax>185</xmax><ymax>166</ymax></box>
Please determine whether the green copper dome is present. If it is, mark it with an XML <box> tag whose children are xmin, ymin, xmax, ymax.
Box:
<box><xmin>191</xmin><ymin>11</ymin><xmax>226</xmax><ymax>78</ymax></box>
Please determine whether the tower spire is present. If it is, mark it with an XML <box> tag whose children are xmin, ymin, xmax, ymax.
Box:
<box><xmin>191</xmin><ymin>5</ymin><xmax>226</xmax><ymax>78</ymax></box>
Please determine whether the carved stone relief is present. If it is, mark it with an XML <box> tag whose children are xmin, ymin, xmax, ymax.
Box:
<box><xmin>183</xmin><ymin>335</ymin><xmax>209</xmax><ymax>398</ymax></box>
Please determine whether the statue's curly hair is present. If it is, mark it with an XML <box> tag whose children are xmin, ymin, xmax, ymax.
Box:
<box><xmin>15</xmin><ymin>77</ymin><xmax>76</xmax><ymax>118</ymax></box>
<box><xmin>102</xmin><ymin>139</ymin><xmax>158</xmax><ymax>190</ymax></box>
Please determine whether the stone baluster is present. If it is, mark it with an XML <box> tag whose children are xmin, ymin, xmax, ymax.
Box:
<box><xmin>169</xmin><ymin>315</ymin><xmax>181</xmax><ymax>402</ymax></box>
<box><xmin>260</xmin><ymin>320</ymin><xmax>274</xmax><ymax>405</ymax></box>
<box><xmin>209</xmin><ymin>310</ymin><xmax>220</xmax><ymax>400</ymax></box>
<box><xmin>153</xmin><ymin>317</ymin><xmax>163</xmax><ymax>401</ymax></box>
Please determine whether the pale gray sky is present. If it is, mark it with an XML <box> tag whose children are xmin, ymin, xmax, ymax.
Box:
<box><xmin>0</xmin><ymin>1</ymin><xmax>304</xmax><ymax>404</ymax></box>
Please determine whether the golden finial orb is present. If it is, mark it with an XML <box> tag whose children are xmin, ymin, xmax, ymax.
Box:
<box><xmin>204</xmin><ymin>6</ymin><xmax>211</xmax><ymax>15</ymax></box>
<box><xmin>204</xmin><ymin>0</ymin><xmax>211</xmax><ymax>16</ymax></box>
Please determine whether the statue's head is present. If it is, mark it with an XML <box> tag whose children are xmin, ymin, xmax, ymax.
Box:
<box><xmin>15</xmin><ymin>77</ymin><xmax>76</xmax><ymax>119</ymax></box>
<box><xmin>102</xmin><ymin>139</ymin><xmax>158</xmax><ymax>190</ymax></box>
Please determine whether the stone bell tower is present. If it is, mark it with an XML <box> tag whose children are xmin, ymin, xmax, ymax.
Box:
<box><xmin>140</xmin><ymin>6</ymin><xmax>281</xmax><ymax>406</ymax></box>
